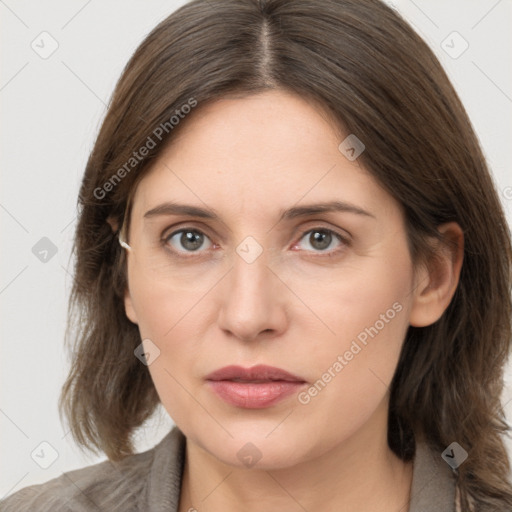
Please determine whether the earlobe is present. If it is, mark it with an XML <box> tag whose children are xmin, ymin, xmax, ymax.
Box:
<box><xmin>409</xmin><ymin>222</ymin><xmax>464</xmax><ymax>327</ymax></box>
<box><xmin>124</xmin><ymin>288</ymin><xmax>139</xmax><ymax>324</ymax></box>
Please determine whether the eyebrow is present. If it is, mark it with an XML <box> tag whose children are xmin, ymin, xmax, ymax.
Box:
<box><xmin>143</xmin><ymin>200</ymin><xmax>375</xmax><ymax>222</ymax></box>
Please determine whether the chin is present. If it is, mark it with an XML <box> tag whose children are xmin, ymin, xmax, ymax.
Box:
<box><xmin>189</xmin><ymin>422</ymin><xmax>316</xmax><ymax>470</ymax></box>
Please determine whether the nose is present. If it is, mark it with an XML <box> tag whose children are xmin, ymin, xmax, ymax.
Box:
<box><xmin>217</xmin><ymin>247</ymin><xmax>288</xmax><ymax>342</ymax></box>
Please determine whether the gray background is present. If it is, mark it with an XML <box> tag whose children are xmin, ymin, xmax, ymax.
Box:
<box><xmin>1</xmin><ymin>0</ymin><xmax>511</xmax><ymax>498</ymax></box>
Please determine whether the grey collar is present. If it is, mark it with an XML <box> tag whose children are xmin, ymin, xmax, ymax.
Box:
<box><xmin>408</xmin><ymin>439</ymin><xmax>456</xmax><ymax>511</ymax></box>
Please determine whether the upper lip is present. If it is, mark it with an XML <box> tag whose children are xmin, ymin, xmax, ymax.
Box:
<box><xmin>206</xmin><ymin>365</ymin><xmax>306</xmax><ymax>383</ymax></box>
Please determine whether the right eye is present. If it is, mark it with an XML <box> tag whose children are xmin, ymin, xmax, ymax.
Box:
<box><xmin>163</xmin><ymin>228</ymin><xmax>215</xmax><ymax>256</ymax></box>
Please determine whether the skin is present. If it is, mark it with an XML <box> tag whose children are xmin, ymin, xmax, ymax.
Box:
<box><xmin>121</xmin><ymin>89</ymin><xmax>464</xmax><ymax>512</ymax></box>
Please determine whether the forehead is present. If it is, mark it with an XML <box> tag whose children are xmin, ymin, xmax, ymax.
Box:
<box><xmin>129</xmin><ymin>90</ymin><xmax>399</xmax><ymax>224</ymax></box>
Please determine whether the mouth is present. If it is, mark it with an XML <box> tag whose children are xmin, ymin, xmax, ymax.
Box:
<box><xmin>206</xmin><ymin>364</ymin><xmax>305</xmax><ymax>382</ymax></box>
<box><xmin>205</xmin><ymin>365</ymin><xmax>307</xmax><ymax>409</ymax></box>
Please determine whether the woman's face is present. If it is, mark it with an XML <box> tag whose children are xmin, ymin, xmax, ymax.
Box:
<box><xmin>123</xmin><ymin>89</ymin><xmax>419</xmax><ymax>469</ymax></box>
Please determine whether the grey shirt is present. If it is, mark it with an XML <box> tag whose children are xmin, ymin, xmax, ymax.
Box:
<box><xmin>1</xmin><ymin>427</ymin><xmax>456</xmax><ymax>511</ymax></box>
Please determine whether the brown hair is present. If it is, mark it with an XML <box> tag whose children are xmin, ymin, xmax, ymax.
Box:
<box><xmin>60</xmin><ymin>0</ymin><xmax>512</xmax><ymax>509</ymax></box>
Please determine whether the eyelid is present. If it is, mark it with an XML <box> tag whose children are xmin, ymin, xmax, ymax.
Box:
<box><xmin>291</xmin><ymin>220</ymin><xmax>352</xmax><ymax>244</ymax></box>
<box><xmin>162</xmin><ymin>221</ymin><xmax>223</xmax><ymax>242</ymax></box>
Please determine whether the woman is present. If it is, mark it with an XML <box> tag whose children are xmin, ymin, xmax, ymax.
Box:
<box><xmin>2</xmin><ymin>0</ymin><xmax>511</xmax><ymax>510</ymax></box>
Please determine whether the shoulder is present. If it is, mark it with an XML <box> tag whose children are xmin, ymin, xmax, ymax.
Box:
<box><xmin>0</xmin><ymin>450</ymin><xmax>153</xmax><ymax>512</ymax></box>
<box><xmin>0</xmin><ymin>428</ymin><xmax>184</xmax><ymax>512</ymax></box>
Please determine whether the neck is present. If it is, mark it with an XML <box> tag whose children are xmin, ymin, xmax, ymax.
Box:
<box><xmin>178</xmin><ymin>406</ymin><xmax>413</xmax><ymax>512</ymax></box>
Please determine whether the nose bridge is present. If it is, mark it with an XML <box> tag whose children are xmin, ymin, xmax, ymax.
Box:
<box><xmin>231</xmin><ymin>243</ymin><xmax>270</xmax><ymax>295</ymax></box>
<box><xmin>218</xmin><ymin>238</ymin><xmax>285</xmax><ymax>340</ymax></box>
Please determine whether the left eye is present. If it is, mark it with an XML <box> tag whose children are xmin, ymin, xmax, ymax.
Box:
<box><xmin>294</xmin><ymin>228</ymin><xmax>347</xmax><ymax>253</ymax></box>
<box><xmin>163</xmin><ymin>227</ymin><xmax>347</xmax><ymax>256</ymax></box>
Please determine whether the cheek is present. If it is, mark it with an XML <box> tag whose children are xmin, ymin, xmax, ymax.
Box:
<box><xmin>126</xmin><ymin>256</ymin><xmax>214</xmax><ymax>339</ymax></box>
<box><xmin>293</xmin><ymin>253</ymin><xmax>413</xmax><ymax>437</ymax></box>
<box><xmin>128</xmin><ymin>276</ymin><xmax>207</xmax><ymax>426</ymax></box>
<box><xmin>126</xmin><ymin>262</ymin><xmax>213</xmax><ymax>401</ymax></box>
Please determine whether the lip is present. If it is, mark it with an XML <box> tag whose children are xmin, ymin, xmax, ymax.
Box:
<box><xmin>206</xmin><ymin>365</ymin><xmax>307</xmax><ymax>409</ymax></box>
<box><xmin>206</xmin><ymin>364</ymin><xmax>305</xmax><ymax>382</ymax></box>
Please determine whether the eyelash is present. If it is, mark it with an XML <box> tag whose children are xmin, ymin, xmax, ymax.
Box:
<box><xmin>161</xmin><ymin>225</ymin><xmax>350</xmax><ymax>259</ymax></box>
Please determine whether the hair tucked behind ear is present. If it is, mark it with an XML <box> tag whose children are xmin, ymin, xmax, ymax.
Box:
<box><xmin>60</xmin><ymin>0</ymin><xmax>512</xmax><ymax>509</ymax></box>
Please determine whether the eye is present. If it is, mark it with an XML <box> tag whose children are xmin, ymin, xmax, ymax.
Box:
<box><xmin>164</xmin><ymin>229</ymin><xmax>214</xmax><ymax>254</ymax></box>
<box><xmin>293</xmin><ymin>228</ymin><xmax>349</xmax><ymax>255</ymax></box>
<box><xmin>162</xmin><ymin>226</ymin><xmax>349</xmax><ymax>258</ymax></box>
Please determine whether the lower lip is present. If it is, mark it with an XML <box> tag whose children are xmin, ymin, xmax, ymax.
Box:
<box><xmin>207</xmin><ymin>380</ymin><xmax>305</xmax><ymax>409</ymax></box>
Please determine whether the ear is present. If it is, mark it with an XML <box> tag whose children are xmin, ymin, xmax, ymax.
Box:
<box><xmin>409</xmin><ymin>222</ymin><xmax>464</xmax><ymax>327</ymax></box>
<box><xmin>114</xmin><ymin>213</ymin><xmax>136</xmax><ymax>323</ymax></box>
<box><xmin>106</xmin><ymin>215</ymin><xmax>119</xmax><ymax>233</ymax></box>
<box><xmin>124</xmin><ymin>288</ymin><xmax>139</xmax><ymax>325</ymax></box>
